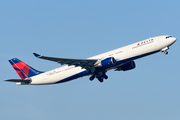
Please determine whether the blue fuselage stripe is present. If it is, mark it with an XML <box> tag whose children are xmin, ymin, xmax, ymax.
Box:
<box><xmin>55</xmin><ymin>70</ymin><xmax>90</xmax><ymax>84</ymax></box>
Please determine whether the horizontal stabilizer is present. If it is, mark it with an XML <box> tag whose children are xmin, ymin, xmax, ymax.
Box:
<box><xmin>5</xmin><ymin>79</ymin><xmax>31</xmax><ymax>83</ymax></box>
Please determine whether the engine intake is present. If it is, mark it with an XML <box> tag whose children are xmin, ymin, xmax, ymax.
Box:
<box><xmin>116</xmin><ymin>61</ymin><xmax>136</xmax><ymax>71</ymax></box>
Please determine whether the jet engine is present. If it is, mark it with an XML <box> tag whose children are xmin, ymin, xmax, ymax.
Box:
<box><xmin>116</xmin><ymin>61</ymin><xmax>136</xmax><ymax>71</ymax></box>
<box><xmin>95</xmin><ymin>57</ymin><xmax>116</xmax><ymax>67</ymax></box>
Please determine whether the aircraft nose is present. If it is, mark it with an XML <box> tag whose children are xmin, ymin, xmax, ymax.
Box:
<box><xmin>169</xmin><ymin>37</ymin><xmax>177</xmax><ymax>45</ymax></box>
<box><xmin>171</xmin><ymin>37</ymin><xmax>177</xmax><ymax>43</ymax></box>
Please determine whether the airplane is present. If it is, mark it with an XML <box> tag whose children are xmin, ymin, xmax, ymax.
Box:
<box><xmin>5</xmin><ymin>35</ymin><xmax>176</xmax><ymax>85</ymax></box>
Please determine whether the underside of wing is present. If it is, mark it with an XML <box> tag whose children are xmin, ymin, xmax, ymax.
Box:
<box><xmin>33</xmin><ymin>53</ymin><xmax>97</xmax><ymax>69</ymax></box>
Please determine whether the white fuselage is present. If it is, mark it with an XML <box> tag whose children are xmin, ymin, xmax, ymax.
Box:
<box><xmin>29</xmin><ymin>35</ymin><xmax>176</xmax><ymax>85</ymax></box>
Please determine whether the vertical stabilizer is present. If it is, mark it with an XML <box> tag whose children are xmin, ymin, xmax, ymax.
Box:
<box><xmin>9</xmin><ymin>58</ymin><xmax>43</xmax><ymax>79</ymax></box>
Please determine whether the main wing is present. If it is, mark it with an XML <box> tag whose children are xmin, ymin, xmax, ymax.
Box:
<box><xmin>33</xmin><ymin>53</ymin><xmax>97</xmax><ymax>69</ymax></box>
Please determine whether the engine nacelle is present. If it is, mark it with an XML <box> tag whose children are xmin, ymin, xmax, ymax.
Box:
<box><xmin>116</xmin><ymin>61</ymin><xmax>136</xmax><ymax>71</ymax></box>
<box><xmin>95</xmin><ymin>57</ymin><xmax>116</xmax><ymax>67</ymax></box>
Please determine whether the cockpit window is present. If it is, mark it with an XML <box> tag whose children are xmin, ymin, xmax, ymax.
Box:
<box><xmin>166</xmin><ymin>36</ymin><xmax>172</xmax><ymax>39</ymax></box>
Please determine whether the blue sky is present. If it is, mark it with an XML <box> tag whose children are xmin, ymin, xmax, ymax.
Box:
<box><xmin>1</xmin><ymin>0</ymin><xmax>180</xmax><ymax>120</ymax></box>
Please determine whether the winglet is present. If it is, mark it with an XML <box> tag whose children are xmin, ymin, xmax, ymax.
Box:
<box><xmin>33</xmin><ymin>53</ymin><xmax>42</xmax><ymax>58</ymax></box>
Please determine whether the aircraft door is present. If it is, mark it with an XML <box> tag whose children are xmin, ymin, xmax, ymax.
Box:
<box><xmin>42</xmin><ymin>74</ymin><xmax>47</xmax><ymax>81</ymax></box>
<box><xmin>126</xmin><ymin>47</ymin><xmax>132</xmax><ymax>57</ymax></box>
<box><xmin>154</xmin><ymin>38</ymin><xmax>161</xmax><ymax>50</ymax></box>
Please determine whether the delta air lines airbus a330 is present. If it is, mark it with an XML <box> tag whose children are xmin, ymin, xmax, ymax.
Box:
<box><xmin>5</xmin><ymin>35</ymin><xmax>176</xmax><ymax>85</ymax></box>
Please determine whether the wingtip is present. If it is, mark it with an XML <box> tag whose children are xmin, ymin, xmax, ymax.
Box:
<box><xmin>33</xmin><ymin>53</ymin><xmax>41</xmax><ymax>57</ymax></box>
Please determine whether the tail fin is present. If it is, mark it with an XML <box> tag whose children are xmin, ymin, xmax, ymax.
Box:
<box><xmin>9</xmin><ymin>58</ymin><xmax>43</xmax><ymax>79</ymax></box>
